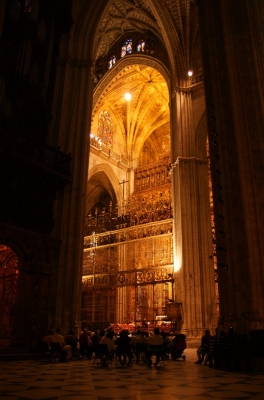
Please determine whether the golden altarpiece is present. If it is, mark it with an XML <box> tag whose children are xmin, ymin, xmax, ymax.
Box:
<box><xmin>82</xmin><ymin>147</ymin><xmax>179</xmax><ymax>331</ymax></box>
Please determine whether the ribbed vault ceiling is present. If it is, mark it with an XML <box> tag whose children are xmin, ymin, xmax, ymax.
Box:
<box><xmin>92</xmin><ymin>64</ymin><xmax>170</xmax><ymax>155</ymax></box>
<box><xmin>88</xmin><ymin>0</ymin><xmax>201</xmax><ymax>211</ymax></box>
<box><xmin>94</xmin><ymin>0</ymin><xmax>199</xmax><ymax>71</ymax></box>
<box><xmin>95</xmin><ymin>0</ymin><xmax>161</xmax><ymax>60</ymax></box>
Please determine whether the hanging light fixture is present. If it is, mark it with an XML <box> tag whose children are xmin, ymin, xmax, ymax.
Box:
<box><xmin>124</xmin><ymin>92</ymin><xmax>132</xmax><ymax>101</ymax></box>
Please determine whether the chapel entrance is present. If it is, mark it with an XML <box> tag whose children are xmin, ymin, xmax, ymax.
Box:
<box><xmin>0</xmin><ymin>245</ymin><xmax>18</xmax><ymax>346</ymax></box>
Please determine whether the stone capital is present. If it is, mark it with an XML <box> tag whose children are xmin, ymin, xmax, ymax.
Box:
<box><xmin>171</xmin><ymin>86</ymin><xmax>192</xmax><ymax>99</ymax></box>
<box><xmin>176</xmin><ymin>156</ymin><xmax>207</xmax><ymax>165</ymax></box>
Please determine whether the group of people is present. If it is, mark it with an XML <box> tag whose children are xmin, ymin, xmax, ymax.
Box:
<box><xmin>98</xmin><ymin>327</ymin><xmax>165</xmax><ymax>367</ymax></box>
<box><xmin>95</xmin><ymin>327</ymin><xmax>187</xmax><ymax>367</ymax></box>
<box><xmin>42</xmin><ymin>327</ymin><xmax>99</xmax><ymax>361</ymax></box>
<box><xmin>42</xmin><ymin>328</ymin><xmax>73</xmax><ymax>361</ymax></box>
<box><xmin>42</xmin><ymin>326</ymin><xmax>187</xmax><ymax>365</ymax></box>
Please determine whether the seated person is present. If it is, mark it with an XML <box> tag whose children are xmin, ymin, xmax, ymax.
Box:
<box><xmin>51</xmin><ymin>328</ymin><xmax>72</xmax><ymax>361</ymax></box>
<box><xmin>146</xmin><ymin>327</ymin><xmax>164</xmax><ymax>367</ymax></box>
<box><xmin>134</xmin><ymin>331</ymin><xmax>149</xmax><ymax>363</ymax></box>
<box><xmin>168</xmin><ymin>331</ymin><xmax>176</xmax><ymax>342</ymax></box>
<box><xmin>99</xmin><ymin>330</ymin><xmax>116</xmax><ymax>366</ymax></box>
<box><xmin>42</xmin><ymin>329</ymin><xmax>54</xmax><ymax>350</ymax></box>
<box><xmin>195</xmin><ymin>329</ymin><xmax>213</xmax><ymax>364</ymax></box>
<box><xmin>166</xmin><ymin>331</ymin><xmax>175</xmax><ymax>356</ymax></box>
<box><xmin>99</xmin><ymin>330</ymin><xmax>116</xmax><ymax>352</ymax></box>
<box><xmin>116</xmin><ymin>329</ymin><xmax>133</xmax><ymax>366</ymax></box>
<box><xmin>86</xmin><ymin>331</ymin><xmax>94</xmax><ymax>358</ymax></box>
<box><xmin>129</xmin><ymin>330</ymin><xmax>140</xmax><ymax>348</ymax></box>
<box><xmin>65</xmin><ymin>329</ymin><xmax>78</xmax><ymax>350</ymax></box>
<box><xmin>91</xmin><ymin>330</ymin><xmax>100</xmax><ymax>348</ymax></box>
<box><xmin>172</xmin><ymin>333</ymin><xmax>186</xmax><ymax>359</ymax></box>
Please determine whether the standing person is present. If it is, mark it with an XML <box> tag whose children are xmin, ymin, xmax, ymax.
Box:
<box><xmin>146</xmin><ymin>327</ymin><xmax>164</xmax><ymax>367</ymax></box>
<box><xmin>86</xmin><ymin>331</ymin><xmax>94</xmax><ymax>359</ymax></box>
<box><xmin>79</xmin><ymin>329</ymin><xmax>92</xmax><ymax>358</ymax></box>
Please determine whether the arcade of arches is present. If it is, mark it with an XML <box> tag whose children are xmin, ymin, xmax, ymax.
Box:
<box><xmin>0</xmin><ymin>0</ymin><xmax>264</xmax><ymax>350</ymax></box>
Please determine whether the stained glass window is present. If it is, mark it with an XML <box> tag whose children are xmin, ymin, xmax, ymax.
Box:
<box><xmin>137</xmin><ymin>39</ymin><xmax>145</xmax><ymax>53</ymax></box>
<box><xmin>121</xmin><ymin>39</ymin><xmax>132</xmax><ymax>57</ymax></box>
<box><xmin>97</xmin><ymin>110</ymin><xmax>113</xmax><ymax>147</ymax></box>
<box><xmin>109</xmin><ymin>55</ymin><xmax>116</xmax><ymax>69</ymax></box>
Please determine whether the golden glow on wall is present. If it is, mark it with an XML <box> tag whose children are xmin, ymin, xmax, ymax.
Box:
<box><xmin>174</xmin><ymin>253</ymin><xmax>182</xmax><ymax>272</ymax></box>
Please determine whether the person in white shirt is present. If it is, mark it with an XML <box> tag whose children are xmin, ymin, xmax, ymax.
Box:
<box><xmin>146</xmin><ymin>327</ymin><xmax>164</xmax><ymax>367</ymax></box>
<box><xmin>51</xmin><ymin>328</ymin><xmax>72</xmax><ymax>361</ymax></box>
<box><xmin>42</xmin><ymin>329</ymin><xmax>54</xmax><ymax>350</ymax></box>
<box><xmin>99</xmin><ymin>330</ymin><xmax>116</xmax><ymax>352</ymax></box>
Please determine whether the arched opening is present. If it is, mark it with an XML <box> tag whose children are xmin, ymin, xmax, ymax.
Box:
<box><xmin>0</xmin><ymin>244</ymin><xmax>19</xmax><ymax>346</ymax></box>
<box><xmin>87</xmin><ymin>170</ymin><xmax>117</xmax><ymax>213</ymax></box>
<box><xmin>82</xmin><ymin>54</ymin><xmax>183</xmax><ymax>332</ymax></box>
<box><xmin>77</xmin><ymin>0</ymin><xmax>218</xmax><ymax>334</ymax></box>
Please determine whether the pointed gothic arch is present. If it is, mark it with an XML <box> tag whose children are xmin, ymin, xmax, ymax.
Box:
<box><xmin>87</xmin><ymin>164</ymin><xmax>123</xmax><ymax>215</ymax></box>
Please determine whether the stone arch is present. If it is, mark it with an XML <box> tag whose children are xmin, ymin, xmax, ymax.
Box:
<box><xmin>0</xmin><ymin>244</ymin><xmax>19</xmax><ymax>270</ymax></box>
<box><xmin>69</xmin><ymin>0</ymin><xmax>184</xmax><ymax>80</ymax></box>
<box><xmin>0</xmin><ymin>238</ymin><xmax>24</xmax><ymax>268</ymax></box>
<box><xmin>91</xmin><ymin>56</ymin><xmax>170</xmax><ymax>164</ymax></box>
<box><xmin>93</xmin><ymin>55</ymin><xmax>170</xmax><ymax>110</ymax></box>
<box><xmin>86</xmin><ymin>163</ymin><xmax>123</xmax><ymax>215</ymax></box>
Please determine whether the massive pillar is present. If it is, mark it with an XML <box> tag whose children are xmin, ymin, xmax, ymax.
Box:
<box><xmin>198</xmin><ymin>0</ymin><xmax>264</xmax><ymax>332</ymax></box>
<box><xmin>50</xmin><ymin>51</ymin><xmax>94</xmax><ymax>334</ymax></box>
<box><xmin>170</xmin><ymin>87</ymin><xmax>216</xmax><ymax>338</ymax></box>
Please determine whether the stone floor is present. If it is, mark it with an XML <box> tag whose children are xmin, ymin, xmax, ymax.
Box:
<box><xmin>1</xmin><ymin>349</ymin><xmax>264</xmax><ymax>399</ymax></box>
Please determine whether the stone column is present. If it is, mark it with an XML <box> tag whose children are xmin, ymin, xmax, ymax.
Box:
<box><xmin>50</xmin><ymin>55</ymin><xmax>94</xmax><ymax>335</ymax></box>
<box><xmin>198</xmin><ymin>0</ymin><xmax>264</xmax><ymax>332</ymax></box>
<box><xmin>170</xmin><ymin>88</ymin><xmax>217</xmax><ymax>338</ymax></box>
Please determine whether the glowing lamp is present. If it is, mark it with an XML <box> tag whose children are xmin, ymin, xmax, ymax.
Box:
<box><xmin>124</xmin><ymin>92</ymin><xmax>132</xmax><ymax>101</ymax></box>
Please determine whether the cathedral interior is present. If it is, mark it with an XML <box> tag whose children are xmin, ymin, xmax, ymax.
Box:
<box><xmin>0</xmin><ymin>0</ymin><xmax>264</xmax><ymax>352</ymax></box>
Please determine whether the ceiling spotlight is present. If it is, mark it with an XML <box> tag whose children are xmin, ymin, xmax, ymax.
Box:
<box><xmin>188</xmin><ymin>70</ymin><xmax>193</xmax><ymax>77</ymax></box>
<box><xmin>124</xmin><ymin>92</ymin><xmax>132</xmax><ymax>101</ymax></box>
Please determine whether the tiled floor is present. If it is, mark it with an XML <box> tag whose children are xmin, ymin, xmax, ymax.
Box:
<box><xmin>0</xmin><ymin>349</ymin><xmax>264</xmax><ymax>400</ymax></box>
